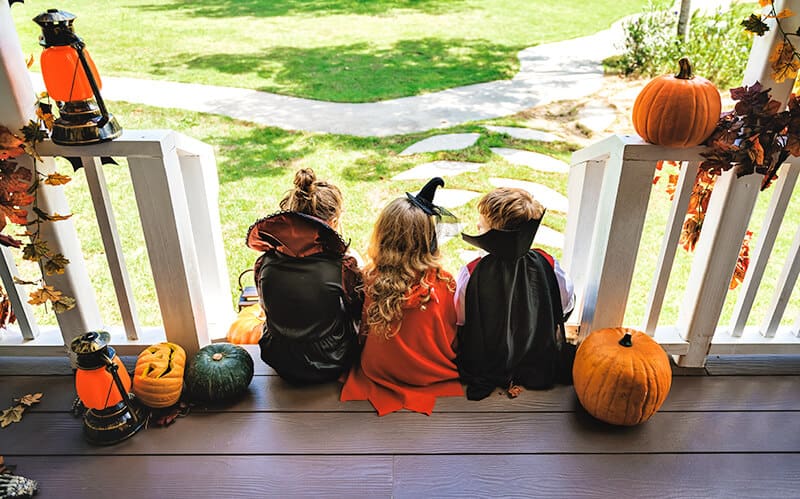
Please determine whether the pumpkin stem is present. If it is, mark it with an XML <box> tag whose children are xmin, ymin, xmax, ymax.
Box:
<box><xmin>618</xmin><ymin>332</ymin><xmax>633</xmax><ymax>347</ymax></box>
<box><xmin>676</xmin><ymin>57</ymin><xmax>694</xmax><ymax>80</ymax></box>
<box><xmin>212</xmin><ymin>352</ymin><xmax>224</xmax><ymax>361</ymax></box>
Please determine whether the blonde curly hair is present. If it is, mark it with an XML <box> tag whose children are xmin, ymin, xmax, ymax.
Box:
<box><xmin>363</xmin><ymin>198</ymin><xmax>452</xmax><ymax>338</ymax></box>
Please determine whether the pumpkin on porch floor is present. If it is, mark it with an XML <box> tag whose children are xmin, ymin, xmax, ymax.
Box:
<box><xmin>632</xmin><ymin>57</ymin><xmax>721</xmax><ymax>147</ymax></box>
<box><xmin>226</xmin><ymin>304</ymin><xmax>265</xmax><ymax>344</ymax></box>
<box><xmin>185</xmin><ymin>343</ymin><xmax>254</xmax><ymax>403</ymax></box>
<box><xmin>132</xmin><ymin>342</ymin><xmax>186</xmax><ymax>408</ymax></box>
<box><xmin>573</xmin><ymin>327</ymin><xmax>672</xmax><ymax>426</ymax></box>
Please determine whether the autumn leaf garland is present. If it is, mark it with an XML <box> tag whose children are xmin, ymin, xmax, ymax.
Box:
<box><xmin>743</xmin><ymin>0</ymin><xmax>800</xmax><ymax>83</ymax></box>
<box><xmin>0</xmin><ymin>95</ymin><xmax>75</xmax><ymax>330</ymax></box>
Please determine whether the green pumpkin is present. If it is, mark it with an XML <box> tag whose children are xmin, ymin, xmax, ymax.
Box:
<box><xmin>185</xmin><ymin>343</ymin><xmax>254</xmax><ymax>403</ymax></box>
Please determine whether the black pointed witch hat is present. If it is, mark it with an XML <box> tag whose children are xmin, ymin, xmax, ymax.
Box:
<box><xmin>406</xmin><ymin>177</ymin><xmax>445</xmax><ymax>216</ymax></box>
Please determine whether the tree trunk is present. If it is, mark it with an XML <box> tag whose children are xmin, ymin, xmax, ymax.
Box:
<box><xmin>677</xmin><ymin>0</ymin><xmax>692</xmax><ymax>42</ymax></box>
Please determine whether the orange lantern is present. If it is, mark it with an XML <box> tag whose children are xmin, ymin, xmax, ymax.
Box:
<box><xmin>70</xmin><ymin>331</ymin><xmax>144</xmax><ymax>445</ymax></box>
<box><xmin>33</xmin><ymin>9</ymin><xmax>121</xmax><ymax>145</ymax></box>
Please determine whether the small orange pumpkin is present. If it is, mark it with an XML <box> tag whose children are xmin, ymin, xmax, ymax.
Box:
<box><xmin>226</xmin><ymin>305</ymin><xmax>265</xmax><ymax>344</ymax></box>
<box><xmin>632</xmin><ymin>57</ymin><xmax>721</xmax><ymax>147</ymax></box>
<box><xmin>573</xmin><ymin>328</ymin><xmax>672</xmax><ymax>426</ymax></box>
<box><xmin>133</xmin><ymin>342</ymin><xmax>186</xmax><ymax>408</ymax></box>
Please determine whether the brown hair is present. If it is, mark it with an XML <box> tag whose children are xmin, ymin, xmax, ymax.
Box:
<box><xmin>363</xmin><ymin>198</ymin><xmax>451</xmax><ymax>338</ymax></box>
<box><xmin>477</xmin><ymin>187</ymin><xmax>544</xmax><ymax>230</ymax></box>
<box><xmin>279</xmin><ymin>168</ymin><xmax>343</xmax><ymax>227</ymax></box>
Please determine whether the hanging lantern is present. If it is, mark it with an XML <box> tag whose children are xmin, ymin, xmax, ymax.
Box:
<box><xmin>33</xmin><ymin>9</ymin><xmax>121</xmax><ymax>145</ymax></box>
<box><xmin>70</xmin><ymin>331</ymin><xmax>145</xmax><ymax>445</ymax></box>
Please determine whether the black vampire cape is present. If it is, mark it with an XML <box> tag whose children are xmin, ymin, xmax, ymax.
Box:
<box><xmin>456</xmin><ymin>219</ymin><xmax>576</xmax><ymax>400</ymax></box>
<box><xmin>246</xmin><ymin>211</ymin><xmax>363</xmax><ymax>385</ymax></box>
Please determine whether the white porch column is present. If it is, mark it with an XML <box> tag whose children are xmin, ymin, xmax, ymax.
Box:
<box><xmin>676</xmin><ymin>0</ymin><xmax>800</xmax><ymax>366</ymax></box>
<box><xmin>0</xmin><ymin>4</ymin><xmax>102</xmax><ymax>344</ymax></box>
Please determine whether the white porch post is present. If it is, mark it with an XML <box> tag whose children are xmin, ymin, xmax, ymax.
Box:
<box><xmin>0</xmin><ymin>4</ymin><xmax>102</xmax><ymax>344</ymax></box>
<box><xmin>676</xmin><ymin>0</ymin><xmax>800</xmax><ymax>366</ymax></box>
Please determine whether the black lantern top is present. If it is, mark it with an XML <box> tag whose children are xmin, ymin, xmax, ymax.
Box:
<box><xmin>33</xmin><ymin>9</ymin><xmax>80</xmax><ymax>48</ymax></box>
<box><xmin>70</xmin><ymin>331</ymin><xmax>116</xmax><ymax>370</ymax></box>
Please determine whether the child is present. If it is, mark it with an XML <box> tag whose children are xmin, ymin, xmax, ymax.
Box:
<box><xmin>340</xmin><ymin>178</ymin><xmax>463</xmax><ymax>416</ymax></box>
<box><xmin>246</xmin><ymin>168</ymin><xmax>363</xmax><ymax>384</ymax></box>
<box><xmin>455</xmin><ymin>187</ymin><xmax>576</xmax><ymax>401</ymax></box>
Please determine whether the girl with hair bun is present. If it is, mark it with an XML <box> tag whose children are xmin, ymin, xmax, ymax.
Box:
<box><xmin>246</xmin><ymin>168</ymin><xmax>363</xmax><ymax>384</ymax></box>
<box><xmin>340</xmin><ymin>178</ymin><xmax>463</xmax><ymax>416</ymax></box>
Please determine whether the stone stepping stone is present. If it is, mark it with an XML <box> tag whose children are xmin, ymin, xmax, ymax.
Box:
<box><xmin>400</xmin><ymin>133</ymin><xmax>481</xmax><ymax>156</ymax></box>
<box><xmin>489</xmin><ymin>177</ymin><xmax>568</xmax><ymax>213</ymax></box>
<box><xmin>431</xmin><ymin>188</ymin><xmax>481</xmax><ymax>209</ymax></box>
<box><xmin>534</xmin><ymin>225</ymin><xmax>565</xmax><ymax>249</ymax></box>
<box><xmin>490</xmin><ymin>148</ymin><xmax>569</xmax><ymax>174</ymax></box>
<box><xmin>484</xmin><ymin>125</ymin><xmax>560</xmax><ymax>142</ymax></box>
<box><xmin>577</xmin><ymin>102</ymin><xmax>617</xmax><ymax>133</ymax></box>
<box><xmin>392</xmin><ymin>161</ymin><xmax>482</xmax><ymax>181</ymax></box>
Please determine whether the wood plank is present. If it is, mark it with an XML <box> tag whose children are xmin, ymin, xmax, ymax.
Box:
<box><xmin>393</xmin><ymin>454</ymin><xmax>800</xmax><ymax>499</ymax></box>
<box><xmin>705</xmin><ymin>355</ymin><xmax>800</xmax><ymax>375</ymax></box>
<box><xmin>5</xmin><ymin>411</ymin><xmax>798</xmax><ymax>455</ymax></box>
<box><xmin>9</xmin><ymin>456</ymin><xmax>392</xmax><ymax>499</ymax></box>
<box><xmin>4</xmin><ymin>375</ymin><xmax>800</xmax><ymax>414</ymax></box>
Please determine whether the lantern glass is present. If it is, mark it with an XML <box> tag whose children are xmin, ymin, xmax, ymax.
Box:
<box><xmin>40</xmin><ymin>44</ymin><xmax>102</xmax><ymax>102</ymax></box>
<box><xmin>74</xmin><ymin>356</ymin><xmax>131</xmax><ymax>410</ymax></box>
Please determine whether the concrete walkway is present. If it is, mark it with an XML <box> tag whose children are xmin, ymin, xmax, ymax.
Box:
<box><xmin>85</xmin><ymin>23</ymin><xmax>625</xmax><ymax>137</ymax></box>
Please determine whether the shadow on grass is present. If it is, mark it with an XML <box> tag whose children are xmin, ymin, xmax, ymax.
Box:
<box><xmin>137</xmin><ymin>0</ymin><xmax>471</xmax><ymax>18</ymax></box>
<box><xmin>151</xmin><ymin>38</ymin><xmax>519</xmax><ymax>102</ymax></box>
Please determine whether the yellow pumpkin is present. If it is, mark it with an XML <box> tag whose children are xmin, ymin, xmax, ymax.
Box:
<box><xmin>632</xmin><ymin>57</ymin><xmax>721</xmax><ymax>147</ymax></box>
<box><xmin>133</xmin><ymin>342</ymin><xmax>186</xmax><ymax>408</ymax></box>
<box><xmin>226</xmin><ymin>304</ymin><xmax>265</xmax><ymax>345</ymax></box>
<box><xmin>573</xmin><ymin>328</ymin><xmax>672</xmax><ymax>426</ymax></box>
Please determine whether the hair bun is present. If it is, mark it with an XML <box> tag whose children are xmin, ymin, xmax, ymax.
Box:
<box><xmin>294</xmin><ymin>168</ymin><xmax>317</xmax><ymax>193</ymax></box>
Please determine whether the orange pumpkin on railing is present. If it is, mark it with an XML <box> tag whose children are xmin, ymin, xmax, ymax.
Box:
<box><xmin>632</xmin><ymin>57</ymin><xmax>721</xmax><ymax>147</ymax></box>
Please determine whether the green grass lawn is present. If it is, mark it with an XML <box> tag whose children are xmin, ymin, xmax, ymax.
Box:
<box><xmin>11</xmin><ymin>0</ymin><xmax>647</xmax><ymax>102</ymax></box>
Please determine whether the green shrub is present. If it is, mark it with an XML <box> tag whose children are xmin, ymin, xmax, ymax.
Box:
<box><xmin>607</xmin><ymin>1</ymin><xmax>755</xmax><ymax>90</ymax></box>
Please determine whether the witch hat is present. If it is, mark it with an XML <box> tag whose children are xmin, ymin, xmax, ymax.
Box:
<box><xmin>407</xmin><ymin>177</ymin><xmax>444</xmax><ymax>216</ymax></box>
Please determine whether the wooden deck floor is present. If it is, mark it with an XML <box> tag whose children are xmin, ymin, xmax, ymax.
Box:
<box><xmin>1</xmin><ymin>348</ymin><xmax>799</xmax><ymax>498</ymax></box>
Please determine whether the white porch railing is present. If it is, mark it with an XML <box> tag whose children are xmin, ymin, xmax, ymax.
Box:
<box><xmin>0</xmin><ymin>130</ymin><xmax>235</xmax><ymax>358</ymax></box>
<box><xmin>564</xmin><ymin>135</ymin><xmax>800</xmax><ymax>367</ymax></box>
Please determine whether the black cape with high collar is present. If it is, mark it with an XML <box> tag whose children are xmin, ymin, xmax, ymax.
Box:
<box><xmin>245</xmin><ymin>211</ymin><xmax>363</xmax><ymax>385</ymax></box>
<box><xmin>456</xmin><ymin>219</ymin><xmax>575</xmax><ymax>400</ymax></box>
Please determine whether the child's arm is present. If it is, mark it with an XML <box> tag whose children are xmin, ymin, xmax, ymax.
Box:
<box><xmin>342</xmin><ymin>255</ymin><xmax>365</xmax><ymax>322</ymax></box>
<box><xmin>454</xmin><ymin>264</ymin><xmax>471</xmax><ymax>326</ymax></box>
<box><xmin>534</xmin><ymin>249</ymin><xmax>575</xmax><ymax>318</ymax></box>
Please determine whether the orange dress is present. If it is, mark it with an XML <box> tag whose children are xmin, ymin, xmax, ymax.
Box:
<box><xmin>340</xmin><ymin>270</ymin><xmax>464</xmax><ymax>416</ymax></box>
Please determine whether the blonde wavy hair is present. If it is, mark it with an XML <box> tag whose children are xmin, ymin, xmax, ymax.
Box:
<box><xmin>279</xmin><ymin>168</ymin><xmax>343</xmax><ymax>228</ymax></box>
<box><xmin>364</xmin><ymin>198</ymin><xmax>452</xmax><ymax>338</ymax></box>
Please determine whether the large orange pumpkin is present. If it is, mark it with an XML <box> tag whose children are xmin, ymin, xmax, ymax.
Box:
<box><xmin>226</xmin><ymin>305</ymin><xmax>265</xmax><ymax>344</ymax></box>
<box><xmin>133</xmin><ymin>342</ymin><xmax>186</xmax><ymax>408</ymax></box>
<box><xmin>632</xmin><ymin>57</ymin><xmax>721</xmax><ymax>147</ymax></box>
<box><xmin>573</xmin><ymin>328</ymin><xmax>672</xmax><ymax>426</ymax></box>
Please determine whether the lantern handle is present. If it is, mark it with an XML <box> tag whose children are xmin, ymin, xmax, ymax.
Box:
<box><xmin>102</xmin><ymin>353</ymin><xmax>140</xmax><ymax>424</ymax></box>
<box><xmin>67</xmin><ymin>34</ymin><xmax>111</xmax><ymax>128</ymax></box>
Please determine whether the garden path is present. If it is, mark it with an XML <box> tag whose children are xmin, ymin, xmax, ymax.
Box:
<box><xmin>80</xmin><ymin>22</ymin><xmax>626</xmax><ymax>137</ymax></box>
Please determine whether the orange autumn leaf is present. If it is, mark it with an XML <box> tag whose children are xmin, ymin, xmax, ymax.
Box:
<box><xmin>44</xmin><ymin>173</ymin><xmax>71</xmax><ymax>186</ymax></box>
<box><xmin>748</xmin><ymin>137</ymin><xmax>765</xmax><ymax>165</ymax></box>
<box><xmin>759</xmin><ymin>0</ymin><xmax>773</xmax><ymax>6</ymax></box>
<box><xmin>28</xmin><ymin>285</ymin><xmax>62</xmax><ymax>305</ymax></box>
<box><xmin>769</xmin><ymin>40</ymin><xmax>800</xmax><ymax>83</ymax></box>
<box><xmin>730</xmin><ymin>231</ymin><xmax>754</xmax><ymax>290</ymax></box>
<box><xmin>775</xmin><ymin>8</ymin><xmax>795</xmax><ymax>18</ymax></box>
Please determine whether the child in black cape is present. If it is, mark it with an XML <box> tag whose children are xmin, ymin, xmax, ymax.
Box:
<box><xmin>455</xmin><ymin>187</ymin><xmax>576</xmax><ymax>400</ymax></box>
<box><xmin>246</xmin><ymin>169</ymin><xmax>363</xmax><ymax>384</ymax></box>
